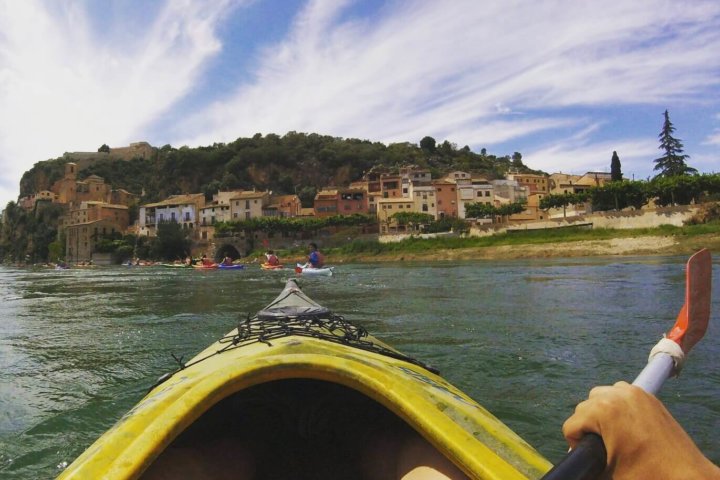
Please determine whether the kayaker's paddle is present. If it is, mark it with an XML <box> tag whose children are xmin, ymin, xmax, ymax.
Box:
<box><xmin>541</xmin><ymin>248</ymin><xmax>712</xmax><ymax>480</ymax></box>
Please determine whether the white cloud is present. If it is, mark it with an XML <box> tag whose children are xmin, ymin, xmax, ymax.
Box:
<box><xmin>525</xmin><ymin>138</ymin><xmax>658</xmax><ymax>179</ymax></box>
<box><xmin>706</xmin><ymin>131</ymin><xmax>720</xmax><ymax>146</ymax></box>
<box><xmin>1</xmin><ymin>0</ymin><xmax>719</xmax><ymax>207</ymax></box>
<box><xmin>0</xmin><ymin>0</ymin><xmax>238</xmax><ymax>206</ymax></box>
<box><xmin>705</xmin><ymin>114</ymin><xmax>720</xmax><ymax>145</ymax></box>
<box><xmin>172</xmin><ymin>0</ymin><xmax>720</xmax><ymax>154</ymax></box>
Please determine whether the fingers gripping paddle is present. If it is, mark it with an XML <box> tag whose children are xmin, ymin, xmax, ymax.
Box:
<box><xmin>541</xmin><ymin>249</ymin><xmax>713</xmax><ymax>480</ymax></box>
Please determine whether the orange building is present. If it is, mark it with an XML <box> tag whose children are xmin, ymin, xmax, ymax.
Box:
<box><xmin>506</xmin><ymin>173</ymin><xmax>549</xmax><ymax>195</ymax></box>
<box><xmin>63</xmin><ymin>201</ymin><xmax>130</xmax><ymax>262</ymax></box>
<box><xmin>269</xmin><ymin>194</ymin><xmax>302</xmax><ymax>217</ymax></box>
<box><xmin>18</xmin><ymin>190</ymin><xmax>59</xmax><ymax>210</ymax></box>
<box><xmin>432</xmin><ymin>180</ymin><xmax>458</xmax><ymax>218</ymax></box>
<box><xmin>51</xmin><ymin>162</ymin><xmax>137</xmax><ymax>208</ymax></box>
<box><xmin>314</xmin><ymin>188</ymin><xmax>368</xmax><ymax>218</ymax></box>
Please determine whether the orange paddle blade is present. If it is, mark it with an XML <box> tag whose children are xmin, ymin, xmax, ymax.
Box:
<box><xmin>666</xmin><ymin>249</ymin><xmax>712</xmax><ymax>354</ymax></box>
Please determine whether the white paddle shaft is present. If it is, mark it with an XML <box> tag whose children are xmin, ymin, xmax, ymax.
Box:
<box><xmin>632</xmin><ymin>353</ymin><xmax>675</xmax><ymax>395</ymax></box>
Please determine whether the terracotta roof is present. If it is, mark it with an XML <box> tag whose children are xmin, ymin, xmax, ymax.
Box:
<box><xmin>78</xmin><ymin>201</ymin><xmax>128</xmax><ymax>209</ymax></box>
<box><xmin>272</xmin><ymin>194</ymin><xmax>299</xmax><ymax>202</ymax></box>
<box><xmin>143</xmin><ymin>193</ymin><xmax>204</xmax><ymax>208</ymax></box>
<box><xmin>230</xmin><ymin>191</ymin><xmax>269</xmax><ymax>200</ymax></box>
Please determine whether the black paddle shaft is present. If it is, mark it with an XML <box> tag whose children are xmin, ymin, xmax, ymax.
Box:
<box><xmin>540</xmin><ymin>433</ymin><xmax>607</xmax><ymax>480</ymax></box>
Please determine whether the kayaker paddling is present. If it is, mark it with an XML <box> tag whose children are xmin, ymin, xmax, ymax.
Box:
<box><xmin>265</xmin><ymin>250</ymin><xmax>280</xmax><ymax>266</ymax></box>
<box><xmin>563</xmin><ymin>381</ymin><xmax>720</xmax><ymax>480</ymax></box>
<box><xmin>544</xmin><ymin>249</ymin><xmax>715</xmax><ymax>480</ymax></box>
<box><xmin>306</xmin><ymin>242</ymin><xmax>324</xmax><ymax>268</ymax></box>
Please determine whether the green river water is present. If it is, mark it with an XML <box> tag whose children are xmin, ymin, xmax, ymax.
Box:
<box><xmin>1</xmin><ymin>256</ymin><xmax>719</xmax><ymax>478</ymax></box>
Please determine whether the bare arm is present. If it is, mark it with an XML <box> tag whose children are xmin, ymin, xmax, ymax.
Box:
<box><xmin>562</xmin><ymin>381</ymin><xmax>719</xmax><ymax>480</ymax></box>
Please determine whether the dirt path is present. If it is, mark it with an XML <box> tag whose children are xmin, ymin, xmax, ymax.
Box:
<box><xmin>316</xmin><ymin>233</ymin><xmax>720</xmax><ymax>264</ymax></box>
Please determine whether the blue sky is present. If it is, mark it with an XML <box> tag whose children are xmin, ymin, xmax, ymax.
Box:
<box><xmin>1</xmin><ymin>0</ymin><xmax>719</xmax><ymax>207</ymax></box>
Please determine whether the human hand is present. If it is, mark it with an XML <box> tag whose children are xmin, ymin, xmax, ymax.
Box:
<box><xmin>562</xmin><ymin>381</ymin><xmax>719</xmax><ymax>480</ymax></box>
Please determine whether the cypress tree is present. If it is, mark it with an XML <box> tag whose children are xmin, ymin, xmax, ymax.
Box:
<box><xmin>653</xmin><ymin>110</ymin><xmax>696</xmax><ymax>177</ymax></box>
<box><xmin>610</xmin><ymin>151</ymin><xmax>622</xmax><ymax>181</ymax></box>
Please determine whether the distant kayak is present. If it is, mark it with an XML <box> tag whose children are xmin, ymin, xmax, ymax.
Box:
<box><xmin>159</xmin><ymin>263</ymin><xmax>192</xmax><ymax>268</ymax></box>
<box><xmin>218</xmin><ymin>264</ymin><xmax>245</xmax><ymax>270</ymax></box>
<box><xmin>260</xmin><ymin>263</ymin><xmax>284</xmax><ymax>270</ymax></box>
<box><xmin>295</xmin><ymin>263</ymin><xmax>334</xmax><ymax>276</ymax></box>
<box><xmin>193</xmin><ymin>263</ymin><xmax>218</xmax><ymax>270</ymax></box>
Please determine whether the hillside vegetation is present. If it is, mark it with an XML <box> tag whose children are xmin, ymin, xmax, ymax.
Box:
<box><xmin>19</xmin><ymin>132</ymin><xmax>539</xmax><ymax>206</ymax></box>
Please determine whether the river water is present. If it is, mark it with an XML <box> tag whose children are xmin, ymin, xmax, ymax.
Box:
<box><xmin>1</xmin><ymin>256</ymin><xmax>719</xmax><ymax>478</ymax></box>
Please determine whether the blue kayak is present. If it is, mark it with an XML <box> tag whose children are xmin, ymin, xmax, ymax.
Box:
<box><xmin>218</xmin><ymin>264</ymin><xmax>245</xmax><ymax>270</ymax></box>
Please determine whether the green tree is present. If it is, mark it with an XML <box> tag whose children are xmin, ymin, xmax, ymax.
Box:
<box><xmin>511</xmin><ymin>152</ymin><xmax>524</xmax><ymax>169</ymax></box>
<box><xmin>0</xmin><ymin>201</ymin><xmax>28</xmax><ymax>261</ymax></box>
<box><xmin>391</xmin><ymin>212</ymin><xmax>434</xmax><ymax>231</ymax></box>
<box><xmin>540</xmin><ymin>192</ymin><xmax>588</xmax><ymax>218</ymax></box>
<box><xmin>152</xmin><ymin>221</ymin><xmax>191</xmax><ymax>261</ymax></box>
<box><xmin>611</xmin><ymin>151</ymin><xmax>622</xmax><ymax>181</ymax></box>
<box><xmin>419</xmin><ymin>136</ymin><xmax>437</xmax><ymax>153</ymax></box>
<box><xmin>464</xmin><ymin>201</ymin><xmax>526</xmax><ymax>223</ymax></box>
<box><xmin>464</xmin><ymin>202</ymin><xmax>497</xmax><ymax>221</ymax></box>
<box><xmin>653</xmin><ymin>110</ymin><xmax>696</xmax><ymax>177</ymax></box>
<box><xmin>98</xmin><ymin>144</ymin><xmax>110</xmax><ymax>153</ymax></box>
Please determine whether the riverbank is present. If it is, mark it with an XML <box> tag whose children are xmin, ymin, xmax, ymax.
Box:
<box><xmin>276</xmin><ymin>224</ymin><xmax>720</xmax><ymax>264</ymax></box>
<box><xmin>332</xmin><ymin>234</ymin><xmax>720</xmax><ymax>262</ymax></box>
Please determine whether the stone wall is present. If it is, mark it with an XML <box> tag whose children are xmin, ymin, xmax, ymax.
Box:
<box><xmin>469</xmin><ymin>205</ymin><xmax>700</xmax><ymax>237</ymax></box>
<box><xmin>65</xmin><ymin>142</ymin><xmax>155</xmax><ymax>170</ymax></box>
<box><xmin>372</xmin><ymin>206</ymin><xmax>701</xmax><ymax>243</ymax></box>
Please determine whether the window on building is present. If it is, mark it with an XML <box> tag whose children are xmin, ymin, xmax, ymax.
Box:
<box><xmin>245</xmin><ymin>200</ymin><xmax>250</xmax><ymax>209</ymax></box>
<box><xmin>422</xmin><ymin>204</ymin><xmax>428</xmax><ymax>212</ymax></box>
<box><xmin>245</xmin><ymin>212</ymin><xmax>250</xmax><ymax>219</ymax></box>
<box><xmin>485</xmin><ymin>191</ymin><xmax>490</xmax><ymax>197</ymax></box>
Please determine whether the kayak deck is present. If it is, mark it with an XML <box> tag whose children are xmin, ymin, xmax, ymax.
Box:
<box><xmin>60</xmin><ymin>279</ymin><xmax>551</xmax><ymax>480</ymax></box>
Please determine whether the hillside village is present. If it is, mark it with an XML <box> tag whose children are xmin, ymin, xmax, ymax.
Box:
<box><xmin>9</xmin><ymin>142</ymin><xmax>615</xmax><ymax>264</ymax></box>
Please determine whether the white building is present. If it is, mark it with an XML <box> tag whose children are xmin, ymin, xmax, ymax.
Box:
<box><xmin>229</xmin><ymin>191</ymin><xmax>270</xmax><ymax>220</ymax></box>
<box><xmin>492</xmin><ymin>179</ymin><xmax>528</xmax><ymax>204</ymax></box>
<box><xmin>199</xmin><ymin>190</ymin><xmax>244</xmax><ymax>226</ymax></box>
<box><xmin>457</xmin><ymin>178</ymin><xmax>494</xmax><ymax>219</ymax></box>
<box><xmin>138</xmin><ymin>193</ymin><xmax>205</xmax><ymax>236</ymax></box>
<box><xmin>409</xmin><ymin>184</ymin><xmax>438</xmax><ymax>218</ymax></box>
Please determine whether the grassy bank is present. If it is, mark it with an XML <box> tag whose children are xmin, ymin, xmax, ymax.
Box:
<box><xmin>246</xmin><ymin>222</ymin><xmax>720</xmax><ymax>264</ymax></box>
<box><xmin>335</xmin><ymin>222</ymin><xmax>720</xmax><ymax>254</ymax></box>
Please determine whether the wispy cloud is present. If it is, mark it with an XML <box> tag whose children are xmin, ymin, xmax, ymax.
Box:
<box><xmin>0</xmin><ymin>0</ymin><xmax>237</xmax><ymax>203</ymax></box>
<box><xmin>705</xmin><ymin>113</ymin><xmax>720</xmax><ymax>145</ymax></box>
<box><xmin>173</xmin><ymin>0</ymin><xmax>720</xmax><ymax>156</ymax></box>
<box><xmin>0</xmin><ymin>0</ymin><xmax>718</xmax><ymax>206</ymax></box>
<box><xmin>525</xmin><ymin>139</ymin><xmax>658</xmax><ymax>179</ymax></box>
